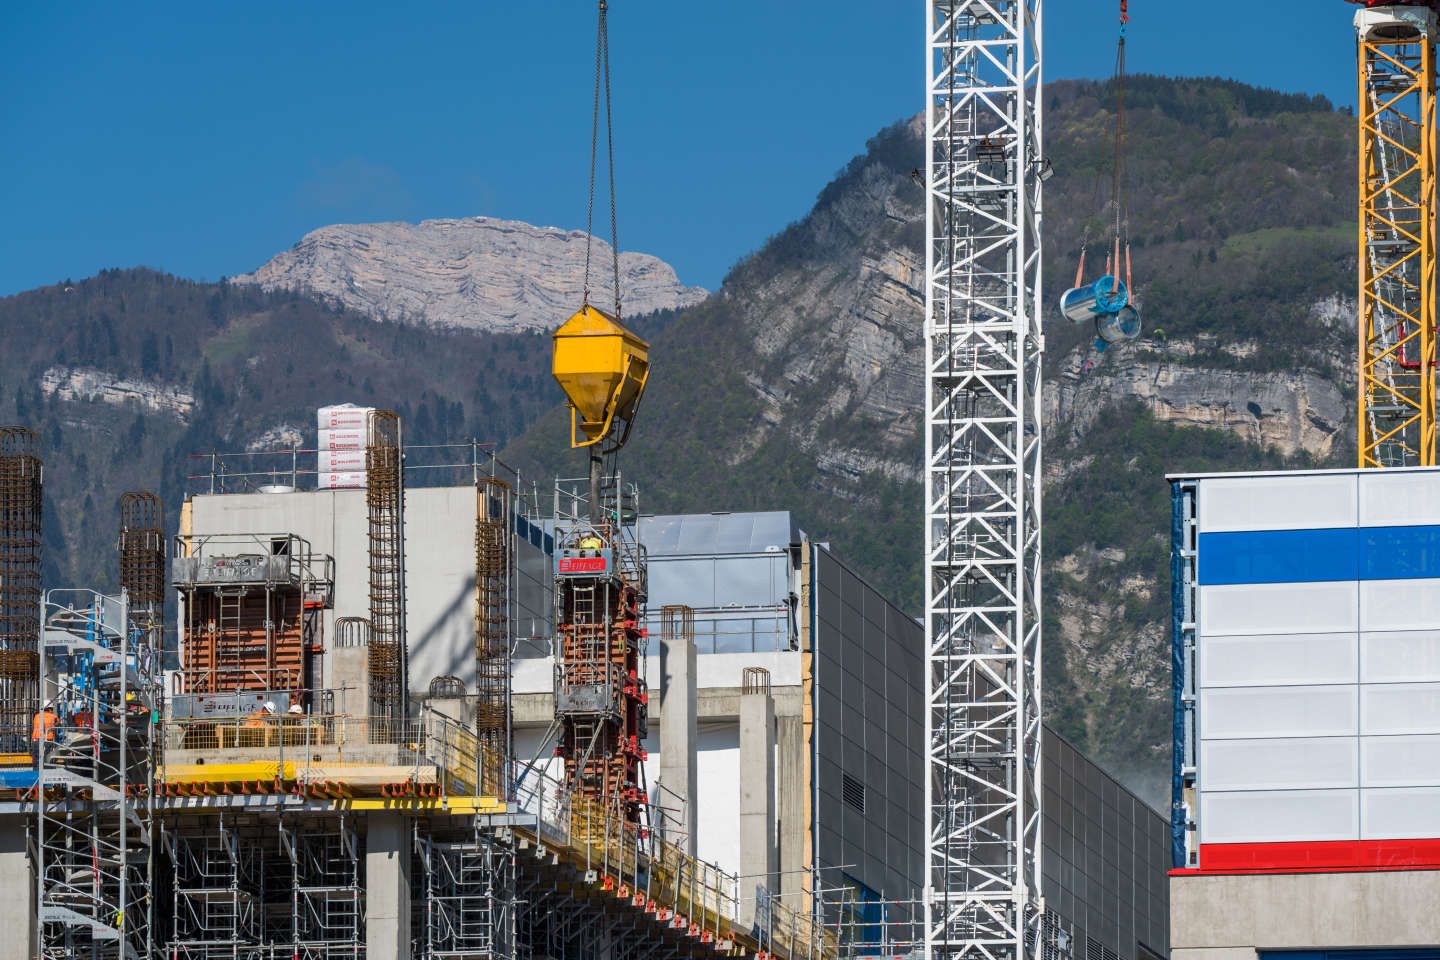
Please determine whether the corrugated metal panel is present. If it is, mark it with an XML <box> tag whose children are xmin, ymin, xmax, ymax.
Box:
<box><xmin>638</xmin><ymin>511</ymin><xmax>798</xmax><ymax>557</ymax></box>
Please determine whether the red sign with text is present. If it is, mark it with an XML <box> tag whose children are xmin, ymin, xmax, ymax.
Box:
<box><xmin>558</xmin><ymin>557</ymin><xmax>608</xmax><ymax>574</ymax></box>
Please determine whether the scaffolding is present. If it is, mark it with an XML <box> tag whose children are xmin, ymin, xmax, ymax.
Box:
<box><xmin>36</xmin><ymin>588</ymin><xmax>160</xmax><ymax>960</ymax></box>
<box><xmin>476</xmin><ymin>475</ymin><xmax>512</xmax><ymax>798</ymax></box>
<box><xmin>420</xmin><ymin>821</ymin><xmax>515</xmax><ymax>960</ymax></box>
<box><xmin>164</xmin><ymin>815</ymin><xmax>264</xmax><ymax>959</ymax></box>
<box><xmin>0</xmin><ymin>426</ymin><xmax>41</xmax><ymax>754</ymax></box>
<box><xmin>552</xmin><ymin>475</ymin><xmax>649</xmax><ymax>822</ymax></box>
<box><xmin>367</xmin><ymin>409</ymin><xmax>407</xmax><ymax>731</ymax></box>
<box><xmin>282</xmin><ymin>816</ymin><xmax>365</xmax><ymax>959</ymax></box>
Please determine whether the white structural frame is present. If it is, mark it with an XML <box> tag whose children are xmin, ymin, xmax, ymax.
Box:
<box><xmin>923</xmin><ymin>3</ymin><xmax>1043</xmax><ymax>960</ymax></box>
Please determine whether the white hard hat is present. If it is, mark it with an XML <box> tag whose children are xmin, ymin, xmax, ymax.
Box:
<box><xmin>263</xmin><ymin>701</ymin><xmax>277</xmax><ymax>714</ymax></box>
<box><xmin>287</xmin><ymin>704</ymin><xmax>303</xmax><ymax>715</ymax></box>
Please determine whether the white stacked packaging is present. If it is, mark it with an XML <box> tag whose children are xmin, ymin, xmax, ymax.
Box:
<box><xmin>317</xmin><ymin>404</ymin><xmax>374</xmax><ymax>489</ymax></box>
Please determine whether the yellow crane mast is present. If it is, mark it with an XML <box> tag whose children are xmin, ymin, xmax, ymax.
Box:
<box><xmin>1355</xmin><ymin>1</ymin><xmax>1439</xmax><ymax>467</ymax></box>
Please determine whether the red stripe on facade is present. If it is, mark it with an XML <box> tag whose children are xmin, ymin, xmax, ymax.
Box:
<box><xmin>1174</xmin><ymin>839</ymin><xmax>1440</xmax><ymax>874</ymax></box>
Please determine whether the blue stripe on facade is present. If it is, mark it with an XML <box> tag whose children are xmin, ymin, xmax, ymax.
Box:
<box><xmin>1199</xmin><ymin>524</ymin><xmax>1440</xmax><ymax>585</ymax></box>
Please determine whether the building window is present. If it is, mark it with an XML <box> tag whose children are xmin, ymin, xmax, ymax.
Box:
<box><xmin>842</xmin><ymin>773</ymin><xmax>867</xmax><ymax>814</ymax></box>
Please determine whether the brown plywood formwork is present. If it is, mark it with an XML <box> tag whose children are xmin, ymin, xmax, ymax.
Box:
<box><xmin>0</xmin><ymin>427</ymin><xmax>41</xmax><ymax>752</ymax></box>
<box><xmin>180</xmin><ymin>589</ymin><xmax>305</xmax><ymax>695</ymax></box>
<box><xmin>173</xmin><ymin>533</ymin><xmax>332</xmax><ymax>704</ymax></box>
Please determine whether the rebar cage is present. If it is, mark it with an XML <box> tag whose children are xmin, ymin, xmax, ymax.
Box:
<box><xmin>0</xmin><ymin>426</ymin><xmax>41</xmax><ymax>753</ymax></box>
<box><xmin>366</xmin><ymin>410</ymin><xmax>407</xmax><ymax>731</ymax></box>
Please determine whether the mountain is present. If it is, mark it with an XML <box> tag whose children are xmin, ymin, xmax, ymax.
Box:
<box><xmin>0</xmin><ymin>268</ymin><xmax>563</xmax><ymax>593</ymax></box>
<box><xmin>504</xmin><ymin>76</ymin><xmax>1356</xmax><ymax>802</ymax></box>
<box><xmin>233</xmin><ymin>216</ymin><xmax>708</xmax><ymax>332</ymax></box>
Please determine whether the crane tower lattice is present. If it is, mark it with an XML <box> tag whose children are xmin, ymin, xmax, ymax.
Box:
<box><xmin>924</xmin><ymin>2</ymin><xmax>1044</xmax><ymax>959</ymax></box>
<box><xmin>1357</xmin><ymin>3</ymin><xmax>1438</xmax><ymax>468</ymax></box>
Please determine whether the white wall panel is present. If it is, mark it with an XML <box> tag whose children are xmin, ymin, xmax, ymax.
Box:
<box><xmin>1198</xmin><ymin>474</ymin><xmax>1357</xmax><ymax>533</ymax></box>
<box><xmin>1200</xmin><ymin>583</ymin><xmax>1358</xmax><ymax>636</ymax></box>
<box><xmin>1360</xmin><ymin>682</ymin><xmax>1440</xmax><ymax>735</ymax></box>
<box><xmin>1200</xmin><ymin>737</ymin><xmax>1357</xmax><ymax>791</ymax></box>
<box><xmin>1360</xmin><ymin>579</ymin><xmax>1440</xmax><ymax>631</ymax></box>
<box><xmin>1199</xmin><ymin>789</ymin><xmax>1358</xmax><ymax>844</ymax></box>
<box><xmin>1200</xmin><ymin>632</ymin><xmax>1357</xmax><ymax>688</ymax></box>
<box><xmin>1360</xmin><ymin>787</ymin><xmax>1440</xmax><ymax>839</ymax></box>
<box><xmin>1361</xmin><ymin>735</ymin><xmax>1440</xmax><ymax>787</ymax></box>
<box><xmin>1361</xmin><ymin>631</ymin><xmax>1440</xmax><ymax>683</ymax></box>
<box><xmin>1358</xmin><ymin>470</ymin><xmax>1440</xmax><ymax>526</ymax></box>
<box><xmin>1200</xmin><ymin>686</ymin><xmax>1357</xmax><ymax>740</ymax></box>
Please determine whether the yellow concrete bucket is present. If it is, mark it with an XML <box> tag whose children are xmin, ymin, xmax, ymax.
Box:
<box><xmin>552</xmin><ymin>305</ymin><xmax>651</xmax><ymax>448</ymax></box>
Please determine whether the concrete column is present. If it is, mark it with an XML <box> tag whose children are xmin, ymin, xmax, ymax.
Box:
<box><xmin>365</xmin><ymin>813</ymin><xmax>411</xmax><ymax>960</ymax></box>
<box><xmin>0</xmin><ymin>815</ymin><xmax>34</xmax><ymax>960</ymax></box>
<box><xmin>775</xmin><ymin>714</ymin><xmax>805</xmax><ymax>905</ymax></box>
<box><xmin>659</xmin><ymin>630</ymin><xmax>698</xmax><ymax>856</ymax></box>
<box><xmin>738</xmin><ymin>686</ymin><xmax>776</xmax><ymax>930</ymax></box>
<box><xmin>329</xmin><ymin>642</ymin><xmax>371</xmax><ymax>717</ymax></box>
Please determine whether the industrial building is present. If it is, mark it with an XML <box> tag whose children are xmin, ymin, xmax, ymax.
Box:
<box><xmin>1169</xmin><ymin>466</ymin><xmax>1440</xmax><ymax>957</ymax></box>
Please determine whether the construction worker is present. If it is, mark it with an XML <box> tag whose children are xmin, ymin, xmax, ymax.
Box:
<box><xmin>578</xmin><ymin>531</ymin><xmax>604</xmax><ymax>556</ymax></box>
<box><xmin>243</xmin><ymin>701</ymin><xmax>278</xmax><ymax>728</ymax></box>
<box><xmin>31</xmin><ymin>700</ymin><xmax>58</xmax><ymax>744</ymax></box>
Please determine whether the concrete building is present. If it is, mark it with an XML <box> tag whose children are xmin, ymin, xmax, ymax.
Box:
<box><xmin>1169</xmin><ymin>467</ymin><xmax>1440</xmax><ymax>960</ymax></box>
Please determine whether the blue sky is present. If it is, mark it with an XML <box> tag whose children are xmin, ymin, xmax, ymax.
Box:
<box><xmin>0</xmin><ymin>2</ymin><xmax>1354</xmax><ymax>297</ymax></box>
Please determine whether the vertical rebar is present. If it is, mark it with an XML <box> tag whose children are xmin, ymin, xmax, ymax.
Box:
<box><xmin>476</xmin><ymin>475</ymin><xmax>512</xmax><ymax>797</ymax></box>
<box><xmin>0</xmin><ymin>427</ymin><xmax>41</xmax><ymax>752</ymax></box>
<box><xmin>119</xmin><ymin>491</ymin><xmax>165</xmax><ymax>624</ymax></box>
<box><xmin>366</xmin><ymin>410</ymin><xmax>407</xmax><ymax>733</ymax></box>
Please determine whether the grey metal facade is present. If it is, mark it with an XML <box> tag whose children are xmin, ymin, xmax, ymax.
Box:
<box><xmin>807</xmin><ymin>543</ymin><xmax>1169</xmax><ymax>958</ymax></box>
<box><xmin>809</xmin><ymin>543</ymin><xmax>926</xmax><ymax>916</ymax></box>
<box><xmin>1042</xmin><ymin>732</ymin><xmax>1170</xmax><ymax>960</ymax></box>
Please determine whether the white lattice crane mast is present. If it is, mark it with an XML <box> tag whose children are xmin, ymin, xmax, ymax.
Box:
<box><xmin>924</xmin><ymin>3</ymin><xmax>1044</xmax><ymax>960</ymax></box>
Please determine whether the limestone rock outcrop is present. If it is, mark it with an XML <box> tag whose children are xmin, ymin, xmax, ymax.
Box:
<box><xmin>234</xmin><ymin>216</ymin><xmax>707</xmax><ymax>332</ymax></box>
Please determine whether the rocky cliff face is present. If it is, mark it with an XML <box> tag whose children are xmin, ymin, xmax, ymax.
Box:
<box><xmin>234</xmin><ymin>216</ymin><xmax>708</xmax><ymax>332</ymax></box>
<box><xmin>40</xmin><ymin>366</ymin><xmax>195</xmax><ymax>420</ymax></box>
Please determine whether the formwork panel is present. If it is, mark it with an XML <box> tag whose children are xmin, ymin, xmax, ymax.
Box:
<box><xmin>1360</xmin><ymin>787</ymin><xmax>1440</xmax><ymax>839</ymax></box>
<box><xmin>1197</xmin><ymin>473</ymin><xmax>1358</xmax><ymax>532</ymax></box>
<box><xmin>1360</xmin><ymin>630</ymin><xmax>1440</xmax><ymax>681</ymax></box>
<box><xmin>1199</xmin><ymin>789</ymin><xmax>1359</xmax><ymax>845</ymax></box>
<box><xmin>1200</xmin><ymin>632</ymin><xmax>1357</xmax><ymax>688</ymax></box>
<box><xmin>1199</xmin><ymin>686</ymin><xmax>1357</xmax><ymax>740</ymax></box>
<box><xmin>1360</xmin><ymin>734</ymin><xmax>1440</xmax><ymax>787</ymax></box>
<box><xmin>1198</xmin><ymin>582</ymin><xmax>1359</xmax><ymax>636</ymax></box>
<box><xmin>1199</xmin><ymin>737</ymin><xmax>1358</xmax><ymax>792</ymax></box>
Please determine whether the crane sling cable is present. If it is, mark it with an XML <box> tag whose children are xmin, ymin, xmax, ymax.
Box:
<box><xmin>1061</xmin><ymin>0</ymin><xmax>1142</xmax><ymax>352</ymax></box>
<box><xmin>1076</xmin><ymin>0</ymin><xmax>1131</xmax><ymax>288</ymax></box>
<box><xmin>583</xmin><ymin>0</ymin><xmax>622</xmax><ymax>319</ymax></box>
<box><xmin>554</xmin><ymin>0</ymin><xmax>651</xmax><ymax>524</ymax></box>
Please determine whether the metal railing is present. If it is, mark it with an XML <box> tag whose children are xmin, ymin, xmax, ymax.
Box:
<box><xmin>157</xmin><ymin>705</ymin><xmax>499</xmax><ymax>799</ymax></box>
<box><xmin>185</xmin><ymin>441</ymin><xmax>511</xmax><ymax>495</ymax></box>
<box><xmin>510</xmin><ymin>760</ymin><xmax>837</xmax><ymax>960</ymax></box>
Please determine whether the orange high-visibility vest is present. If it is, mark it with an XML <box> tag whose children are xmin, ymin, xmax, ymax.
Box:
<box><xmin>31</xmin><ymin>710</ymin><xmax>57</xmax><ymax>742</ymax></box>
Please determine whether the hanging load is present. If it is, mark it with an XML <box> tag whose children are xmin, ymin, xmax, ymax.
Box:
<box><xmin>1060</xmin><ymin>239</ymin><xmax>1142</xmax><ymax>353</ymax></box>
<box><xmin>1061</xmin><ymin>0</ymin><xmax>1144</xmax><ymax>353</ymax></box>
